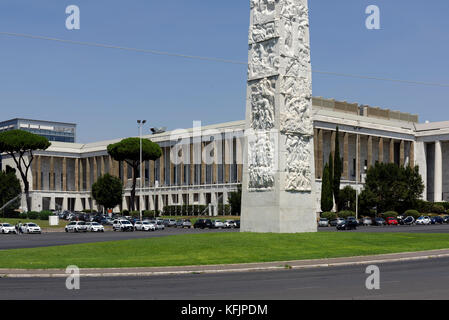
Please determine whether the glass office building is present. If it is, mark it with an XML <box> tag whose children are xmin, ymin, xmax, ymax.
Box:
<box><xmin>0</xmin><ymin>119</ymin><xmax>76</xmax><ymax>143</ymax></box>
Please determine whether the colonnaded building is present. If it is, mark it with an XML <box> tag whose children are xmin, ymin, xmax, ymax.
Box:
<box><xmin>2</xmin><ymin>97</ymin><xmax>447</xmax><ymax>215</ymax></box>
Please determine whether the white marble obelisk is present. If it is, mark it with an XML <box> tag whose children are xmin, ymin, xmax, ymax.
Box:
<box><xmin>241</xmin><ymin>0</ymin><xmax>317</xmax><ymax>233</ymax></box>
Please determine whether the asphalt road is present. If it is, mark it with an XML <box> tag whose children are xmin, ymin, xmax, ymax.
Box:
<box><xmin>2</xmin><ymin>257</ymin><xmax>449</xmax><ymax>300</ymax></box>
<box><xmin>2</xmin><ymin>224</ymin><xmax>449</xmax><ymax>250</ymax></box>
<box><xmin>0</xmin><ymin>228</ymin><xmax>237</xmax><ymax>250</ymax></box>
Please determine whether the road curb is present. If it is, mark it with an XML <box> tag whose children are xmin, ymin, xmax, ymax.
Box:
<box><xmin>2</xmin><ymin>249</ymin><xmax>449</xmax><ymax>278</ymax></box>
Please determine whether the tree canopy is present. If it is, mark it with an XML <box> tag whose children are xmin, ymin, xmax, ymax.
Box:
<box><xmin>0</xmin><ymin>130</ymin><xmax>51</xmax><ymax>153</ymax></box>
<box><xmin>332</xmin><ymin>127</ymin><xmax>343</xmax><ymax>211</ymax></box>
<box><xmin>0</xmin><ymin>130</ymin><xmax>51</xmax><ymax>212</ymax></box>
<box><xmin>359</xmin><ymin>162</ymin><xmax>424</xmax><ymax>215</ymax></box>
<box><xmin>92</xmin><ymin>174</ymin><xmax>124</xmax><ymax>211</ymax></box>
<box><xmin>107</xmin><ymin>137</ymin><xmax>162</xmax><ymax>211</ymax></box>
<box><xmin>320</xmin><ymin>162</ymin><xmax>333</xmax><ymax>212</ymax></box>
<box><xmin>228</xmin><ymin>185</ymin><xmax>242</xmax><ymax>215</ymax></box>
<box><xmin>0</xmin><ymin>166</ymin><xmax>21</xmax><ymax>217</ymax></box>
<box><xmin>107</xmin><ymin>138</ymin><xmax>162</xmax><ymax>163</ymax></box>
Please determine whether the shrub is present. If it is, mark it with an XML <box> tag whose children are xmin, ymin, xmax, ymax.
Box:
<box><xmin>434</xmin><ymin>202</ymin><xmax>449</xmax><ymax>210</ymax></box>
<box><xmin>128</xmin><ymin>211</ymin><xmax>140</xmax><ymax>218</ymax></box>
<box><xmin>321</xmin><ymin>211</ymin><xmax>337</xmax><ymax>220</ymax></box>
<box><xmin>142</xmin><ymin>210</ymin><xmax>157</xmax><ymax>219</ymax></box>
<box><xmin>431</xmin><ymin>204</ymin><xmax>445</xmax><ymax>214</ymax></box>
<box><xmin>404</xmin><ymin>209</ymin><xmax>420</xmax><ymax>219</ymax></box>
<box><xmin>39</xmin><ymin>210</ymin><xmax>53</xmax><ymax>220</ymax></box>
<box><xmin>381</xmin><ymin>211</ymin><xmax>399</xmax><ymax>218</ymax></box>
<box><xmin>122</xmin><ymin>210</ymin><xmax>130</xmax><ymax>216</ymax></box>
<box><xmin>338</xmin><ymin>210</ymin><xmax>355</xmax><ymax>219</ymax></box>
<box><xmin>27</xmin><ymin>211</ymin><xmax>39</xmax><ymax>219</ymax></box>
<box><xmin>415</xmin><ymin>200</ymin><xmax>433</xmax><ymax>213</ymax></box>
<box><xmin>19</xmin><ymin>212</ymin><xmax>28</xmax><ymax>219</ymax></box>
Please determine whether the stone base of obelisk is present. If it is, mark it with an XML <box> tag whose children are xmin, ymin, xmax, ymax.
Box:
<box><xmin>240</xmin><ymin>175</ymin><xmax>317</xmax><ymax>234</ymax></box>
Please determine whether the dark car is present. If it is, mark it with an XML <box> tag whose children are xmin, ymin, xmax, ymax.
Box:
<box><xmin>194</xmin><ymin>219</ymin><xmax>214</xmax><ymax>229</ymax></box>
<box><xmin>431</xmin><ymin>216</ymin><xmax>444</xmax><ymax>224</ymax></box>
<box><xmin>443</xmin><ymin>216</ymin><xmax>449</xmax><ymax>224</ymax></box>
<box><xmin>399</xmin><ymin>216</ymin><xmax>415</xmax><ymax>225</ymax></box>
<box><xmin>330</xmin><ymin>218</ymin><xmax>345</xmax><ymax>227</ymax></box>
<box><xmin>336</xmin><ymin>219</ymin><xmax>357</xmax><ymax>230</ymax></box>
<box><xmin>175</xmin><ymin>219</ymin><xmax>184</xmax><ymax>228</ymax></box>
<box><xmin>235</xmin><ymin>220</ymin><xmax>240</xmax><ymax>229</ymax></box>
<box><xmin>373</xmin><ymin>217</ymin><xmax>386</xmax><ymax>226</ymax></box>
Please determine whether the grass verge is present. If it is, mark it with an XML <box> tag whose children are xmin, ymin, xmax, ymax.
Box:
<box><xmin>1</xmin><ymin>232</ymin><xmax>449</xmax><ymax>269</ymax></box>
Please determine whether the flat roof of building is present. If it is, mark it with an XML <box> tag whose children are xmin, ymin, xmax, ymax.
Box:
<box><xmin>0</xmin><ymin>118</ymin><xmax>77</xmax><ymax>126</ymax></box>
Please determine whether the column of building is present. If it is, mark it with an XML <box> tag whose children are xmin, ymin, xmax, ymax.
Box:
<box><xmin>434</xmin><ymin>140</ymin><xmax>443</xmax><ymax>202</ymax></box>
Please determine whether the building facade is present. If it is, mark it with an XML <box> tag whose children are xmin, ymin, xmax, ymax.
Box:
<box><xmin>1</xmin><ymin>98</ymin><xmax>446</xmax><ymax>215</ymax></box>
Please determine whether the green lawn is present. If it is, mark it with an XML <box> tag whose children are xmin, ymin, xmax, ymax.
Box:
<box><xmin>0</xmin><ymin>218</ymin><xmax>62</xmax><ymax>229</ymax></box>
<box><xmin>2</xmin><ymin>232</ymin><xmax>449</xmax><ymax>269</ymax></box>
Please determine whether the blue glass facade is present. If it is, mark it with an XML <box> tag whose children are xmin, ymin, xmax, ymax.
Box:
<box><xmin>0</xmin><ymin>119</ymin><xmax>76</xmax><ymax>143</ymax></box>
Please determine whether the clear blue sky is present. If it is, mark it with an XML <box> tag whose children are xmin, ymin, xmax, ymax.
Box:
<box><xmin>0</xmin><ymin>0</ymin><xmax>448</xmax><ymax>143</ymax></box>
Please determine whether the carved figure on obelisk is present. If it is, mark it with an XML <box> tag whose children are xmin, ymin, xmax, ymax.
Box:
<box><xmin>241</xmin><ymin>0</ymin><xmax>317</xmax><ymax>233</ymax></box>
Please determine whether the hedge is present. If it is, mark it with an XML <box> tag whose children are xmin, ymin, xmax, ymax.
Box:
<box><xmin>27</xmin><ymin>211</ymin><xmax>39</xmax><ymax>219</ymax></box>
<box><xmin>38</xmin><ymin>210</ymin><xmax>53</xmax><ymax>220</ymax></box>
<box><xmin>321</xmin><ymin>212</ymin><xmax>337</xmax><ymax>220</ymax></box>
<box><xmin>431</xmin><ymin>204</ymin><xmax>446</xmax><ymax>214</ymax></box>
<box><xmin>404</xmin><ymin>210</ymin><xmax>420</xmax><ymax>219</ymax></box>
<box><xmin>382</xmin><ymin>211</ymin><xmax>399</xmax><ymax>218</ymax></box>
<box><xmin>338</xmin><ymin>211</ymin><xmax>355</xmax><ymax>219</ymax></box>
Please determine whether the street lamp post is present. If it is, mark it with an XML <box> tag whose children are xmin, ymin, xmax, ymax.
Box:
<box><xmin>355</xmin><ymin>126</ymin><xmax>360</xmax><ymax>220</ymax></box>
<box><xmin>137</xmin><ymin>120</ymin><xmax>146</xmax><ymax>223</ymax></box>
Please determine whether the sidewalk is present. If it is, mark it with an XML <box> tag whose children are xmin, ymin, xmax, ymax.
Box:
<box><xmin>2</xmin><ymin>248</ymin><xmax>449</xmax><ymax>278</ymax></box>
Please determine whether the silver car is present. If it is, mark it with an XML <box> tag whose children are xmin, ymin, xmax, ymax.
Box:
<box><xmin>318</xmin><ymin>218</ymin><xmax>329</xmax><ymax>227</ymax></box>
<box><xmin>65</xmin><ymin>221</ymin><xmax>87</xmax><ymax>232</ymax></box>
<box><xmin>362</xmin><ymin>217</ymin><xmax>372</xmax><ymax>226</ymax></box>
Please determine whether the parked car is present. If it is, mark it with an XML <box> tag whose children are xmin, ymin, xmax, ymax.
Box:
<box><xmin>20</xmin><ymin>223</ymin><xmax>41</xmax><ymax>234</ymax></box>
<box><xmin>0</xmin><ymin>223</ymin><xmax>17</xmax><ymax>234</ymax></box>
<box><xmin>167</xmin><ymin>219</ymin><xmax>177</xmax><ymax>227</ymax></box>
<box><xmin>431</xmin><ymin>216</ymin><xmax>444</xmax><ymax>224</ymax></box>
<box><xmin>235</xmin><ymin>220</ymin><xmax>240</xmax><ymax>229</ymax></box>
<box><xmin>443</xmin><ymin>216</ymin><xmax>449</xmax><ymax>224</ymax></box>
<box><xmin>400</xmin><ymin>216</ymin><xmax>415</xmax><ymax>225</ymax></box>
<box><xmin>86</xmin><ymin>222</ymin><xmax>104</xmax><ymax>232</ymax></box>
<box><xmin>112</xmin><ymin>219</ymin><xmax>134</xmax><ymax>232</ymax></box>
<box><xmin>194</xmin><ymin>219</ymin><xmax>214</xmax><ymax>229</ymax></box>
<box><xmin>373</xmin><ymin>217</ymin><xmax>386</xmax><ymax>226</ymax></box>
<box><xmin>318</xmin><ymin>218</ymin><xmax>329</xmax><ymax>227</ymax></box>
<box><xmin>213</xmin><ymin>220</ymin><xmax>225</xmax><ymax>229</ymax></box>
<box><xmin>386</xmin><ymin>217</ymin><xmax>398</xmax><ymax>226</ymax></box>
<box><xmin>330</xmin><ymin>218</ymin><xmax>345</xmax><ymax>227</ymax></box>
<box><xmin>175</xmin><ymin>219</ymin><xmax>184</xmax><ymax>228</ymax></box>
<box><xmin>146</xmin><ymin>220</ymin><xmax>164</xmax><ymax>230</ymax></box>
<box><xmin>224</xmin><ymin>220</ymin><xmax>237</xmax><ymax>228</ymax></box>
<box><xmin>336</xmin><ymin>219</ymin><xmax>357</xmax><ymax>230</ymax></box>
<box><xmin>135</xmin><ymin>221</ymin><xmax>156</xmax><ymax>231</ymax></box>
<box><xmin>416</xmin><ymin>216</ymin><xmax>431</xmax><ymax>225</ymax></box>
<box><xmin>361</xmin><ymin>217</ymin><xmax>372</xmax><ymax>226</ymax></box>
<box><xmin>65</xmin><ymin>221</ymin><xmax>88</xmax><ymax>232</ymax></box>
<box><xmin>162</xmin><ymin>219</ymin><xmax>173</xmax><ymax>227</ymax></box>
<box><xmin>156</xmin><ymin>220</ymin><xmax>165</xmax><ymax>230</ymax></box>
<box><xmin>181</xmin><ymin>219</ymin><xmax>192</xmax><ymax>229</ymax></box>
<box><xmin>347</xmin><ymin>217</ymin><xmax>359</xmax><ymax>225</ymax></box>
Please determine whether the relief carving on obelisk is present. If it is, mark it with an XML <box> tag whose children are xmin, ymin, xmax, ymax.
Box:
<box><xmin>246</xmin><ymin>0</ymin><xmax>313</xmax><ymax>192</ymax></box>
